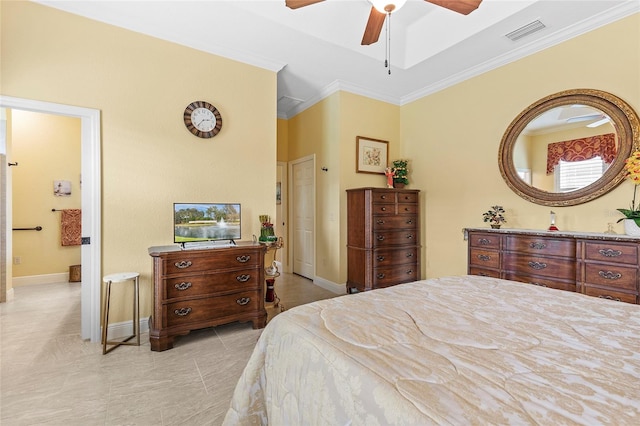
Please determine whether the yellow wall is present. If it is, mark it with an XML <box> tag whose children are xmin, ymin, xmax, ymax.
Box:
<box><xmin>11</xmin><ymin>110</ymin><xmax>81</xmax><ymax>278</ymax></box>
<box><xmin>403</xmin><ymin>13</ymin><xmax>639</xmax><ymax>278</ymax></box>
<box><xmin>287</xmin><ymin>91</ymin><xmax>400</xmax><ymax>285</ymax></box>
<box><xmin>2</xmin><ymin>2</ymin><xmax>276</xmax><ymax>320</ymax></box>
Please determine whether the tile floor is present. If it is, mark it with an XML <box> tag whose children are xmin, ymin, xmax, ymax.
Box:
<box><xmin>0</xmin><ymin>273</ymin><xmax>339</xmax><ymax>425</ymax></box>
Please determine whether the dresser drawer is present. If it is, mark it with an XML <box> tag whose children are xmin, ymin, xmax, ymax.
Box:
<box><xmin>584</xmin><ymin>287</ymin><xmax>637</xmax><ymax>304</ymax></box>
<box><xmin>373</xmin><ymin>215</ymin><xmax>417</xmax><ymax>230</ymax></box>
<box><xmin>469</xmin><ymin>248</ymin><xmax>500</xmax><ymax>269</ymax></box>
<box><xmin>373</xmin><ymin>247</ymin><xmax>418</xmax><ymax>267</ymax></box>
<box><xmin>583</xmin><ymin>241</ymin><xmax>638</xmax><ymax>265</ymax></box>
<box><xmin>165</xmin><ymin>290</ymin><xmax>261</xmax><ymax>327</ymax></box>
<box><xmin>506</xmin><ymin>236</ymin><xmax>575</xmax><ymax>257</ymax></box>
<box><xmin>371</xmin><ymin>191</ymin><xmax>395</xmax><ymax>203</ymax></box>
<box><xmin>373</xmin><ymin>229</ymin><xmax>418</xmax><ymax>247</ymax></box>
<box><xmin>373</xmin><ymin>264</ymin><xmax>418</xmax><ymax>288</ymax></box>
<box><xmin>397</xmin><ymin>192</ymin><xmax>418</xmax><ymax>204</ymax></box>
<box><xmin>583</xmin><ymin>263</ymin><xmax>637</xmax><ymax>291</ymax></box>
<box><xmin>162</xmin><ymin>250</ymin><xmax>259</xmax><ymax>275</ymax></box>
<box><xmin>503</xmin><ymin>253</ymin><xmax>575</xmax><ymax>280</ymax></box>
<box><xmin>165</xmin><ymin>269</ymin><xmax>260</xmax><ymax>299</ymax></box>
<box><xmin>372</xmin><ymin>203</ymin><xmax>418</xmax><ymax>215</ymax></box>
<box><xmin>469</xmin><ymin>232</ymin><xmax>500</xmax><ymax>250</ymax></box>
<box><xmin>469</xmin><ymin>267</ymin><xmax>500</xmax><ymax>278</ymax></box>
<box><xmin>504</xmin><ymin>273</ymin><xmax>576</xmax><ymax>292</ymax></box>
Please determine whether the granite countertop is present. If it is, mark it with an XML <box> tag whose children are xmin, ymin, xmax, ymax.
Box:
<box><xmin>463</xmin><ymin>227</ymin><xmax>640</xmax><ymax>242</ymax></box>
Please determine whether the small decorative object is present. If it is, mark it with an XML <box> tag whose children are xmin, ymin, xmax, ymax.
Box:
<box><xmin>548</xmin><ymin>211</ymin><xmax>559</xmax><ymax>231</ymax></box>
<box><xmin>53</xmin><ymin>180</ymin><xmax>72</xmax><ymax>196</ymax></box>
<box><xmin>482</xmin><ymin>205</ymin><xmax>506</xmax><ymax>229</ymax></box>
<box><xmin>391</xmin><ymin>159</ymin><xmax>409</xmax><ymax>188</ymax></box>
<box><xmin>259</xmin><ymin>215</ymin><xmax>277</xmax><ymax>242</ymax></box>
<box><xmin>384</xmin><ymin>167</ymin><xmax>395</xmax><ymax>188</ymax></box>
<box><xmin>604</xmin><ymin>223</ymin><xmax>617</xmax><ymax>234</ymax></box>
<box><xmin>265</xmin><ymin>278</ymin><xmax>276</xmax><ymax>303</ymax></box>
<box><xmin>183</xmin><ymin>100</ymin><xmax>222</xmax><ymax>138</ymax></box>
<box><xmin>616</xmin><ymin>150</ymin><xmax>640</xmax><ymax>235</ymax></box>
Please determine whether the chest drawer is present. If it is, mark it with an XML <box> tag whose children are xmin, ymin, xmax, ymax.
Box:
<box><xmin>503</xmin><ymin>253</ymin><xmax>575</xmax><ymax>280</ymax></box>
<box><xmin>583</xmin><ymin>263</ymin><xmax>637</xmax><ymax>291</ymax></box>
<box><xmin>373</xmin><ymin>215</ymin><xmax>417</xmax><ymax>230</ymax></box>
<box><xmin>583</xmin><ymin>242</ymin><xmax>638</xmax><ymax>265</ymax></box>
<box><xmin>371</xmin><ymin>191</ymin><xmax>395</xmax><ymax>203</ymax></box>
<box><xmin>506</xmin><ymin>236</ymin><xmax>574</xmax><ymax>257</ymax></box>
<box><xmin>469</xmin><ymin>248</ymin><xmax>500</xmax><ymax>269</ymax></box>
<box><xmin>584</xmin><ymin>287</ymin><xmax>637</xmax><ymax>304</ymax></box>
<box><xmin>373</xmin><ymin>264</ymin><xmax>418</xmax><ymax>287</ymax></box>
<box><xmin>162</xmin><ymin>250</ymin><xmax>259</xmax><ymax>275</ymax></box>
<box><xmin>165</xmin><ymin>269</ymin><xmax>260</xmax><ymax>299</ymax></box>
<box><xmin>397</xmin><ymin>192</ymin><xmax>418</xmax><ymax>203</ymax></box>
<box><xmin>373</xmin><ymin>247</ymin><xmax>418</xmax><ymax>266</ymax></box>
<box><xmin>469</xmin><ymin>232</ymin><xmax>500</xmax><ymax>250</ymax></box>
<box><xmin>373</xmin><ymin>229</ymin><xmax>418</xmax><ymax>247</ymax></box>
<box><xmin>504</xmin><ymin>273</ymin><xmax>576</xmax><ymax>292</ymax></box>
<box><xmin>165</xmin><ymin>290</ymin><xmax>261</xmax><ymax>327</ymax></box>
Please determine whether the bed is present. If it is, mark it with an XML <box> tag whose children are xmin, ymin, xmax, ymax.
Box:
<box><xmin>223</xmin><ymin>276</ymin><xmax>640</xmax><ymax>425</ymax></box>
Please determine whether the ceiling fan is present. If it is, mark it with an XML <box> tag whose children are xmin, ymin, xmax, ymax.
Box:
<box><xmin>285</xmin><ymin>0</ymin><xmax>483</xmax><ymax>45</ymax></box>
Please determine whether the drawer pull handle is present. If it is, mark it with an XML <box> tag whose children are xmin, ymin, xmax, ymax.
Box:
<box><xmin>174</xmin><ymin>282</ymin><xmax>192</xmax><ymax>291</ymax></box>
<box><xmin>174</xmin><ymin>307</ymin><xmax>192</xmax><ymax>316</ymax></box>
<box><xmin>377</xmin><ymin>219</ymin><xmax>385</xmax><ymax>225</ymax></box>
<box><xmin>477</xmin><ymin>254</ymin><xmax>491</xmax><ymax>262</ymax></box>
<box><xmin>406</xmin><ymin>219</ymin><xmax>413</xmax><ymax>225</ymax></box>
<box><xmin>377</xmin><ymin>235</ymin><xmax>385</xmax><ymax>241</ymax></box>
<box><xmin>404</xmin><ymin>207</ymin><xmax>410</xmax><ymax>212</ymax></box>
<box><xmin>478</xmin><ymin>272</ymin><xmax>489</xmax><ymax>277</ymax></box>
<box><xmin>598</xmin><ymin>270</ymin><xmax>622</xmax><ymax>280</ymax></box>
<box><xmin>478</xmin><ymin>238</ymin><xmax>491</xmax><ymax>245</ymax></box>
<box><xmin>406</xmin><ymin>269</ymin><xmax>413</xmax><ymax>275</ymax></box>
<box><xmin>406</xmin><ymin>252</ymin><xmax>413</xmax><ymax>258</ymax></box>
<box><xmin>599</xmin><ymin>249</ymin><xmax>622</xmax><ymax>257</ymax></box>
<box><xmin>406</xmin><ymin>234</ymin><xmax>413</xmax><ymax>240</ymax></box>
<box><xmin>380</xmin><ymin>207</ymin><xmax>387</xmax><ymax>212</ymax></box>
<box><xmin>236</xmin><ymin>274</ymin><xmax>251</xmax><ymax>282</ymax></box>
<box><xmin>528</xmin><ymin>261</ymin><xmax>547</xmax><ymax>270</ymax></box>
<box><xmin>529</xmin><ymin>242</ymin><xmax>547</xmax><ymax>250</ymax></box>
<box><xmin>530</xmin><ymin>282</ymin><xmax>548</xmax><ymax>287</ymax></box>
<box><xmin>236</xmin><ymin>297</ymin><xmax>251</xmax><ymax>306</ymax></box>
<box><xmin>598</xmin><ymin>295</ymin><xmax>622</xmax><ymax>302</ymax></box>
<box><xmin>174</xmin><ymin>260</ymin><xmax>192</xmax><ymax>269</ymax></box>
<box><xmin>377</xmin><ymin>273</ymin><xmax>385</xmax><ymax>279</ymax></box>
<box><xmin>377</xmin><ymin>255</ymin><xmax>385</xmax><ymax>261</ymax></box>
<box><xmin>380</xmin><ymin>195</ymin><xmax>386</xmax><ymax>199</ymax></box>
<box><xmin>236</xmin><ymin>255</ymin><xmax>251</xmax><ymax>263</ymax></box>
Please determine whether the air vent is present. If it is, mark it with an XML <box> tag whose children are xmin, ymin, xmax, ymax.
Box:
<box><xmin>277</xmin><ymin>95</ymin><xmax>304</xmax><ymax>111</ymax></box>
<box><xmin>505</xmin><ymin>19</ymin><xmax>546</xmax><ymax>41</ymax></box>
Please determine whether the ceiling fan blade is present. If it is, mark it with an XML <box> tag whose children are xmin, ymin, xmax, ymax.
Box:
<box><xmin>285</xmin><ymin>0</ymin><xmax>325</xmax><ymax>9</ymax></box>
<box><xmin>426</xmin><ymin>0</ymin><xmax>482</xmax><ymax>15</ymax></box>
<box><xmin>361</xmin><ymin>7</ymin><xmax>386</xmax><ymax>45</ymax></box>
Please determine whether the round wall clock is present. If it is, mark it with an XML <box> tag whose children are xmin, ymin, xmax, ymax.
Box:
<box><xmin>183</xmin><ymin>101</ymin><xmax>223</xmax><ymax>138</ymax></box>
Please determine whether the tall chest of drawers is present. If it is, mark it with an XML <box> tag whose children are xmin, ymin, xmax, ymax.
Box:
<box><xmin>148</xmin><ymin>243</ymin><xmax>267</xmax><ymax>351</ymax></box>
<box><xmin>347</xmin><ymin>187</ymin><xmax>420</xmax><ymax>293</ymax></box>
<box><xmin>465</xmin><ymin>228</ymin><xmax>640</xmax><ymax>305</ymax></box>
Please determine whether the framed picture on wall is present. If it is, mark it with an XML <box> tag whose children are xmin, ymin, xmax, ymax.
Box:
<box><xmin>356</xmin><ymin>136</ymin><xmax>388</xmax><ymax>174</ymax></box>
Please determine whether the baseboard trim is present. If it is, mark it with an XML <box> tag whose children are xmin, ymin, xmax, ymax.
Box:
<box><xmin>313</xmin><ymin>276</ymin><xmax>346</xmax><ymax>294</ymax></box>
<box><xmin>12</xmin><ymin>272</ymin><xmax>69</xmax><ymax>287</ymax></box>
<box><xmin>103</xmin><ymin>318</ymin><xmax>150</xmax><ymax>340</ymax></box>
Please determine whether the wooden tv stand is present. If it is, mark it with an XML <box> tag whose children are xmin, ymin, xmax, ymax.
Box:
<box><xmin>148</xmin><ymin>243</ymin><xmax>267</xmax><ymax>351</ymax></box>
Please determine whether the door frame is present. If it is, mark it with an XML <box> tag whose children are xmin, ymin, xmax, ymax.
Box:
<box><xmin>288</xmin><ymin>154</ymin><xmax>316</xmax><ymax>280</ymax></box>
<box><xmin>0</xmin><ymin>95</ymin><xmax>102</xmax><ymax>342</ymax></box>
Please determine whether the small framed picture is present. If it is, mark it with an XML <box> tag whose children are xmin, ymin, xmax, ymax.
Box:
<box><xmin>356</xmin><ymin>136</ymin><xmax>388</xmax><ymax>174</ymax></box>
<box><xmin>54</xmin><ymin>180</ymin><xmax>72</xmax><ymax>196</ymax></box>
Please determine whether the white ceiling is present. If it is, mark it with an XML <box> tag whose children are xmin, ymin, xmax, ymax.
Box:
<box><xmin>34</xmin><ymin>0</ymin><xmax>640</xmax><ymax>118</ymax></box>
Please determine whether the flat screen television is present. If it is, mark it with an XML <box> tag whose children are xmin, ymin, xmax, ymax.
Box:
<box><xmin>174</xmin><ymin>203</ymin><xmax>241</xmax><ymax>246</ymax></box>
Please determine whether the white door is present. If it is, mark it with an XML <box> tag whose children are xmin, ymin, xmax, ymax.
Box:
<box><xmin>291</xmin><ymin>156</ymin><xmax>314</xmax><ymax>279</ymax></box>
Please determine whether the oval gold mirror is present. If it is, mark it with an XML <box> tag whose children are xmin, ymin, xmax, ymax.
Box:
<box><xmin>499</xmin><ymin>89</ymin><xmax>640</xmax><ymax>206</ymax></box>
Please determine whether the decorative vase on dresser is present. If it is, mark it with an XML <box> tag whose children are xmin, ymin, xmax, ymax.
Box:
<box><xmin>465</xmin><ymin>228</ymin><xmax>640</xmax><ymax>305</ymax></box>
<box><xmin>148</xmin><ymin>243</ymin><xmax>267</xmax><ymax>351</ymax></box>
<box><xmin>346</xmin><ymin>187</ymin><xmax>420</xmax><ymax>293</ymax></box>
<box><xmin>623</xmin><ymin>219</ymin><xmax>640</xmax><ymax>236</ymax></box>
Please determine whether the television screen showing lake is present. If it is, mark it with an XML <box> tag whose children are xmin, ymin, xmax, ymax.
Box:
<box><xmin>173</xmin><ymin>203</ymin><xmax>241</xmax><ymax>242</ymax></box>
<box><xmin>174</xmin><ymin>223</ymin><xmax>240</xmax><ymax>241</ymax></box>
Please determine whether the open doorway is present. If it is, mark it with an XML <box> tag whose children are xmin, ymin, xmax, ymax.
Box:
<box><xmin>0</xmin><ymin>96</ymin><xmax>102</xmax><ymax>342</ymax></box>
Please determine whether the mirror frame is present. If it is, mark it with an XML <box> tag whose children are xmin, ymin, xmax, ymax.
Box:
<box><xmin>499</xmin><ymin>89</ymin><xmax>640</xmax><ymax>206</ymax></box>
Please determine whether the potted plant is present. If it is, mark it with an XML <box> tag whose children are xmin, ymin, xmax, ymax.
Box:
<box><xmin>391</xmin><ymin>159</ymin><xmax>409</xmax><ymax>188</ymax></box>
<box><xmin>483</xmin><ymin>205</ymin><xmax>507</xmax><ymax>229</ymax></box>
<box><xmin>616</xmin><ymin>150</ymin><xmax>640</xmax><ymax>235</ymax></box>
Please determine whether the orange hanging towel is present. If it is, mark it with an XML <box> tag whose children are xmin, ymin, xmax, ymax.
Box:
<box><xmin>61</xmin><ymin>209</ymin><xmax>82</xmax><ymax>246</ymax></box>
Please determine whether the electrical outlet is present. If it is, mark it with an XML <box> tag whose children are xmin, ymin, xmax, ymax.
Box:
<box><xmin>13</xmin><ymin>256</ymin><xmax>21</xmax><ymax>265</ymax></box>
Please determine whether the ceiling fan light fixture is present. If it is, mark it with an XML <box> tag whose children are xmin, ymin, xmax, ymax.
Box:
<box><xmin>370</xmin><ymin>0</ymin><xmax>407</xmax><ymax>14</ymax></box>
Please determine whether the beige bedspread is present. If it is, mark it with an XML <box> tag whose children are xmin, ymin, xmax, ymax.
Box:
<box><xmin>223</xmin><ymin>276</ymin><xmax>640</xmax><ymax>425</ymax></box>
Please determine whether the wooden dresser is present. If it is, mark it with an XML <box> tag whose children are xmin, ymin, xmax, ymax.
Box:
<box><xmin>347</xmin><ymin>187</ymin><xmax>420</xmax><ymax>293</ymax></box>
<box><xmin>148</xmin><ymin>243</ymin><xmax>267</xmax><ymax>351</ymax></box>
<box><xmin>465</xmin><ymin>228</ymin><xmax>640</xmax><ymax>304</ymax></box>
